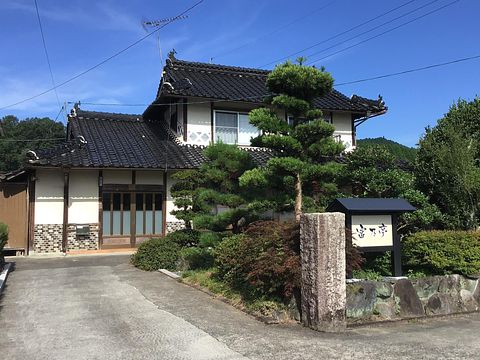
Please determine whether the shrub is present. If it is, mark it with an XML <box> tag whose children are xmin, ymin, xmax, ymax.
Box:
<box><xmin>165</xmin><ymin>229</ymin><xmax>200</xmax><ymax>248</ymax></box>
<box><xmin>0</xmin><ymin>222</ymin><xmax>8</xmax><ymax>252</ymax></box>
<box><xmin>214</xmin><ymin>221</ymin><xmax>300</xmax><ymax>300</ymax></box>
<box><xmin>179</xmin><ymin>247</ymin><xmax>215</xmax><ymax>270</ymax></box>
<box><xmin>198</xmin><ymin>231</ymin><xmax>223</xmax><ymax>249</ymax></box>
<box><xmin>131</xmin><ymin>238</ymin><xmax>180</xmax><ymax>271</ymax></box>
<box><xmin>403</xmin><ymin>230</ymin><xmax>480</xmax><ymax>276</ymax></box>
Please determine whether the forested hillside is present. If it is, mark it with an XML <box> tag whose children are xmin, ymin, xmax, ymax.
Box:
<box><xmin>357</xmin><ymin>137</ymin><xmax>417</xmax><ymax>163</ymax></box>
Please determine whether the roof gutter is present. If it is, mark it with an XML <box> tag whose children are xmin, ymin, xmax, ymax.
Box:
<box><xmin>353</xmin><ymin>108</ymin><xmax>388</xmax><ymax>130</ymax></box>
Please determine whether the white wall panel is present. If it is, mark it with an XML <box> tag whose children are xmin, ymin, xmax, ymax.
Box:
<box><xmin>68</xmin><ymin>170</ymin><xmax>99</xmax><ymax>224</ymax></box>
<box><xmin>35</xmin><ymin>169</ymin><xmax>64</xmax><ymax>224</ymax></box>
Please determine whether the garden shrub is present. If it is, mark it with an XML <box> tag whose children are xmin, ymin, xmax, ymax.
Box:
<box><xmin>179</xmin><ymin>247</ymin><xmax>215</xmax><ymax>270</ymax></box>
<box><xmin>403</xmin><ymin>230</ymin><xmax>480</xmax><ymax>276</ymax></box>
<box><xmin>214</xmin><ymin>221</ymin><xmax>300</xmax><ymax>300</ymax></box>
<box><xmin>0</xmin><ymin>222</ymin><xmax>8</xmax><ymax>266</ymax></box>
<box><xmin>0</xmin><ymin>222</ymin><xmax>8</xmax><ymax>252</ymax></box>
<box><xmin>198</xmin><ymin>231</ymin><xmax>223</xmax><ymax>249</ymax></box>
<box><xmin>131</xmin><ymin>238</ymin><xmax>180</xmax><ymax>271</ymax></box>
<box><xmin>165</xmin><ymin>229</ymin><xmax>200</xmax><ymax>248</ymax></box>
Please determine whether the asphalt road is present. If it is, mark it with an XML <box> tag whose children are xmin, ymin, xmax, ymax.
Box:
<box><xmin>1</xmin><ymin>255</ymin><xmax>480</xmax><ymax>360</ymax></box>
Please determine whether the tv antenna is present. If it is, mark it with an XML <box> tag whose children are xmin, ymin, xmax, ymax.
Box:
<box><xmin>142</xmin><ymin>15</ymin><xmax>189</xmax><ymax>64</ymax></box>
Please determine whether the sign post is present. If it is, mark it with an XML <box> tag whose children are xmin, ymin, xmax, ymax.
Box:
<box><xmin>326</xmin><ymin>198</ymin><xmax>416</xmax><ymax>277</ymax></box>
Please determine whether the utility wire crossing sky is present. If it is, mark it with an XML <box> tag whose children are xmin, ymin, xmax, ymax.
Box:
<box><xmin>0</xmin><ymin>0</ymin><xmax>477</xmax><ymax>147</ymax></box>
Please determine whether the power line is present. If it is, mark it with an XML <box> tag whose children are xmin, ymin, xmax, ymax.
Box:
<box><xmin>335</xmin><ymin>54</ymin><xmax>480</xmax><ymax>86</ymax></box>
<box><xmin>304</xmin><ymin>0</ymin><xmax>442</xmax><ymax>63</ymax></box>
<box><xmin>0</xmin><ymin>137</ymin><xmax>65</xmax><ymax>142</ymax></box>
<box><xmin>258</xmin><ymin>0</ymin><xmax>417</xmax><ymax>68</ymax></box>
<box><xmin>0</xmin><ymin>0</ymin><xmax>204</xmax><ymax>112</ymax></box>
<box><xmin>74</xmin><ymin>53</ymin><xmax>480</xmax><ymax>107</ymax></box>
<box><xmin>211</xmin><ymin>0</ymin><xmax>335</xmax><ymax>62</ymax></box>
<box><xmin>34</xmin><ymin>0</ymin><xmax>61</xmax><ymax>110</ymax></box>
<box><xmin>54</xmin><ymin>104</ymin><xmax>65</xmax><ymax>121</ymax></box>
<box><xmin>308</xmin><ymin>0</ymin><xmax>459</xmax><ymax>65</ymax></box>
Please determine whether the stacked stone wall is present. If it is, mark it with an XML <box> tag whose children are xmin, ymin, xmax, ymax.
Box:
<box><xmin>347</xmin><ymin>274</ymin><xmax>480</xmax><ymax>321</ymax></box>
<box><xmin>67</xmin><ymin>223</ymin><xmax>99</xmax><ymax>251</ymax></box>
<box><xmin>34</xmin><ymin>224</ymin><xmax>63</xmax><ymax>253</ymax></box>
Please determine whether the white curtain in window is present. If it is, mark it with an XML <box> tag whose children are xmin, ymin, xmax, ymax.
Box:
<box><xmin>215</xmin><ymin>112</ymin><xmax>238</xmax><ymax>144</ymax></box>
<box><xmin>238</xmin><ymin>114</ymin><xmax>259</xmax><ymax>145</ymax></box>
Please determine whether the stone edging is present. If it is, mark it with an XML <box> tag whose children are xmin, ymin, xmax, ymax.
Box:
<box><xmin>0</xmin><ymin>263</ymin><xmax>12</xmax><ymax>295</ymax></box>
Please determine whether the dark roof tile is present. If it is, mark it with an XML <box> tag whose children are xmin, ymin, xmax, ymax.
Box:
<box><xmin>32</xmin><ymin>110</ymin><xmax>272</xmax><ymax>170</ymax></box>
<box><xmin>155</xmin><ymin>58</ymin><xmax>386</xmax><ymax>114</ymax></box>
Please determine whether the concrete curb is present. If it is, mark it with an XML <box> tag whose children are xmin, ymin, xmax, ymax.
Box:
<box><xmin>0</xmin><ymin>262</ymin><xmax>12</xmax><ymax>295</ymax></box>
<box><xmin>158</xmin><ymin>269</ymin><xmax>181</xmax><ymax>279</ymax></box>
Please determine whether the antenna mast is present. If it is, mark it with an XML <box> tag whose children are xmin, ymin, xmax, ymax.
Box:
<box><xmin>142</xmin><ymin>15</ymin><xmax>189</xmax><ymax>64</ymax></box>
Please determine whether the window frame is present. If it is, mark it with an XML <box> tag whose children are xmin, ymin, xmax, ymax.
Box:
<box><xmin>213</xmin><ymin>110</ymin><xmax>260</xmax><ymax>146</ymax></box>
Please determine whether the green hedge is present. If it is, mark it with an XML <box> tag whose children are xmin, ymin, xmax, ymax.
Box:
<box><xmin>0</xmin><ymin>222</ymin><xmax>8</xmax><ymax>252</ymax></box>
<box><xmin>131</xmin><ymin>238</ymin><xmax>180</xmax><ymax>271</ymax></box>
<box><xmin>403</xmin><ymin>230</ymin><xmax>480</xmax><ymax>276</ymax></box>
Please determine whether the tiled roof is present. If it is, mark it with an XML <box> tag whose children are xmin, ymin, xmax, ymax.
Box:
<box><xmin>31</xmin><ymin>110</ymin><xmax>272</xmax><ymax>169</ymax></box>
<box><xmin>155</xmin><ymin>57</ymin><xmax>386</xmax><ymax>114</ymax></box>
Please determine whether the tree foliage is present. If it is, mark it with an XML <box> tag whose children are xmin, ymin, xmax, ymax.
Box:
<box><xmin>357</xmin><ymin>137</ymin><xmax>417</xmax><ymax>163</ymax></box>
<box><xmin>0</xmin><ymin>115</ymin><xmax>66</xmax><ymax>172</ymax></box>
<box><xmin>416</xmin><ymin>98</ymin><xmax>480</xmax><ymax>230</ymax></box>
<box><xmin>240</xmin><ymin>60</ymin><xmax>343</xmax><ymax>220</ymax></box>
<box><xmin>191</xmin><ymin>143</ymin><xmax>260</xmax><ymax>233</ymax></box>
<box><xmin>170</xmin><ymin>170</ymin><xmax>204</xmax><ymax>229</ymax></box>
<box><xmin>341</xmin><ymin>145</ymin><xmax>444</xmax><ymax>235</ymax></box>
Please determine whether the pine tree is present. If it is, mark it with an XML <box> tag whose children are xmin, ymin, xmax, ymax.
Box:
<box><xmin>240</xmin><ymin>59</ymin><xmax>344</xmax><ymax>221</ymax></box>
<box><xmin>193</xmin><ymin>143</ymin><xmax>257</xmax><ymax>233</ymax></box>
<box><xmin>170</xmin><ymin>169</ymin><xmax>203</xmax><ymax>229</ymax></box>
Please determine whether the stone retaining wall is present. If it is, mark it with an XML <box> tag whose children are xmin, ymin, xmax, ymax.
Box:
<box><xmin>347</xmin><ymin>275</ymin><xmax>480</xmax><ymax>321</ymax></box>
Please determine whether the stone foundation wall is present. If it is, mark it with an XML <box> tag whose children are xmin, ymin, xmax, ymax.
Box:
<box><xmin>347</xmin><ymin>274</ymin><xmax>480</xmax><ymax>321</ymax></box>
<box><xmin>34</xmin><ymin>224</ymin><xmax>63</xmax><ymax>253</ymax></box>
<box><xmin>166</xmin><ymin>221</ymin><xmax>185</xmax><ymax>234</ymax></box>
<box><xmin>67</xmin><ymin>223</ymin><xmax>99</xmax><ymax>251</ymax></box>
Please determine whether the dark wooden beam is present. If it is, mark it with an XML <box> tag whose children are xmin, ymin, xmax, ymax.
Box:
<box><xmin>98</xmin><ymin>170</ymin><xmax>103</xmax><ymax>249</ymax></box>
<box><xmin>62</xmin><ymin>170</ymin><xmax>70</xmax><ymax>253</ymax></box>
<box><xmin>183</xmin><ymin>98</ymin><xmax>188</xmax><ymax>142</ymax></box>
<box><xmin>27</xmin><ymin>171</ymin><xmax>36</xmax><ymax>255</ymax></box>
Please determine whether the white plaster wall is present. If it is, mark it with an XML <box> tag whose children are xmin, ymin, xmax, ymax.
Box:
<box><xmin>136</xmin><ymin>171</ymin><xmax>164</xmax><ymax>185</ymax></box>
<box><xmin>35</xmin><ymin>169</ymin><xmax>64</xmax><ymax>224</ymax></box>
<box><xmin>68</xmin><ymin>170</ymin><xmax>99</xmax><ymax>224</ymax></box>
<box><xmin>332</xmin><ymin>112</ymin><xmax>352</xmax><ymax>132</ymax></box>
<box><xmin>332</xmin><ymin>112</ymin><xmax>355</xmax><ymax>152</ymax></box>
<box><xmin>165</xmin><ymin>171</ymin><xmax>182</xmax><ymax>223</ymax></box>
<box><xmin>186</xmin><ymin>103</ymin><xmax>212</xmax><ymax>145</ymax></box>
<box><xmin>103</xmin><ymin>170</ymin><xmax>132</xmax><ymax>184</ymax></box>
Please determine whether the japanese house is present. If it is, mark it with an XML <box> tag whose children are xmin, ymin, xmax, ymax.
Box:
<box><xmin>0</xmin><ymin>54</ymin><xmax>387</xmax><ymax>254</ymax></box>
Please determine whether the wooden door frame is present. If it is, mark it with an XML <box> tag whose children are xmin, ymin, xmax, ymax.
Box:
<box><xmin>98</xmin><ymin>183</ymin><xmax>166</xmax><ymax>249</ymax></box>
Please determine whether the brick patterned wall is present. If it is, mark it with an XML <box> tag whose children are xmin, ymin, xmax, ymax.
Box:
<box><xmin>166</xmin><ymin>221</ymin><xmax>185</xmax><ymax>234</ymax></box>
<box><xmin>34</xmin><ymin>224</ymin><xmax>63</xmax><ymax>253</ymax></box>
<box><xmin>67</xmin><ymin>223</ymin><xmax>99</xmax><ymax>251</ymax></box>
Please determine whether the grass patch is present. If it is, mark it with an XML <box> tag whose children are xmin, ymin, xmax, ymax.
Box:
<box><xmin>181</xmin><ymin>269</ymin><xmax>290</xmax><ymax>320</ymax></box>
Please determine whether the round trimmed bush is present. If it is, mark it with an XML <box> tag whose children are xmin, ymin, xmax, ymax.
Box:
<box><xmin>131</xmin><ymin>238</ymin><xmax>180</xmax><ymax>271</ymax></box>
<box><xmin>166</xmin><ymin>229</ymin><xmax>200</xmax><ymax>248</ymax></box>
<box><xmin>179</xmin><ymin>247</ymin><xmax>215</xmax><ymax>270</ymax></box>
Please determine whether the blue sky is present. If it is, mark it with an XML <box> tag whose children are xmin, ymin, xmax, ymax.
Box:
<box><xmin>0</xmin><ymin>0</ymin><xmax>478</xmax><ymax>147</ymax></box>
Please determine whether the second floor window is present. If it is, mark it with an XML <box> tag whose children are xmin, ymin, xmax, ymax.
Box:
<box><xmin>214</xmin><ymin>111</ymin><xmax>260</xmax><ymax>145</ymax></box>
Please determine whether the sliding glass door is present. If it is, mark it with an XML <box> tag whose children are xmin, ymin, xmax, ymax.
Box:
<box><xmin>101</xmin><ymin>191</ymin><xmax>163</xmax><ymax>248</ymax></box>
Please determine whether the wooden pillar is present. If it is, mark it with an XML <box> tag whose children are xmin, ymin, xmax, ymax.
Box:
<box><xmin>62</xmin><ymin>170</ymin><xmax>70</xmax><ymax>253</ymax></box>
<box><xmin>27</xmin><ymin>172</ymin><xmax>36</xmax><ymax>255</ymax></box>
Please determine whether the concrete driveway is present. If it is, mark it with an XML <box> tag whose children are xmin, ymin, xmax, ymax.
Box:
<box><xmin>1</xmin><ymin>255</ymin><xmax>480</xmax><ymax>360</ymax></box>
